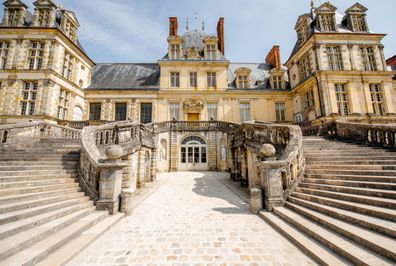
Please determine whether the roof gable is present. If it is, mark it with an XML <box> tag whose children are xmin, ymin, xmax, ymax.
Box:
<box><xmin>3</xmin><ymin>0</ymin><xmax>27</xmax><ymax>8</ymax></box>
<box><xmin>315</xmin><ymin>2</ymin><xmax>337</xmax><ymax>14</ymax></box>
<box><xmin>346</xmin><ymin>2</ymin><xmax>368</xmax><ymax>14</ymax></box>
<box><xmin>294</xmin><ymin>13</ymin><xmax>311</xmax><ymax>30</ymax></box>
<box><xmin>62</xmin><ymin>10</ymin><xmax>80</xmax><ymax>27</ymax></box>
<box><xmin>33</xmin><ymin>0</ymin><xmax>57</xmax><ymax>8</ymax></box>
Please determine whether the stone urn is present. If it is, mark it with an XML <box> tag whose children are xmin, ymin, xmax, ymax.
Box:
<box><xmin>105</xmin><ymin>145</ymin><xmax>123</xmax><ymax>160</ymax></box>
<box><xmin>259</xmin><ymin>144</ymin><xmax>276</xmax><ymax>158</ymax></box>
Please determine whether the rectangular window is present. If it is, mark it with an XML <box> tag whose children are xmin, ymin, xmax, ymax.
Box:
<box><xmin>38</xmin><ymin>9</ymin><xmax>50</xmax><ymax>27</ymax></box>
<box><xmin>351</xmin><ymin>15</ymin><xmax>367</xmax><ymax>32</ymax></box>
<box><xmin>170</xmin><ymin>44</ymin><xmax>180</xmax><ymax>60</ymax></box>
<box><xmin>58</xmin><ymin>89</ymin><xmax>70</xmax><ymax>120</ymax></box>
<box><xmin>207</xmin><ymin>72</ymin><xmax>216</xmax><ymax>88</ymax></box>
<box><xmin>207</xmin><ymin>103</ymin><xmax>218</xmax><ymax>120</ymax></box>
<box><xmin>115</xmin><ymin>103</ymin><xmax>127</xmax><ymax>121</ymax></box>
<box><xmin>335</xmin><ymin>84</ymin><xmax>350</xmax><ymax>116</ymax></box>
<box><xmin>8</xmin><ymin>9</ymin><xmax>19</xmax><ymax>26</ymax></box>
<box><xmin>89</xmin><ymin>103</ymin><xmax>101</xmax><ymax>120</ymax></box>
<box><xmin>326</xmin><ymin>46</ymin><xmax>343</xmax><ymax>70</ymax></box>
<box><xmin>361</xmin><ymin>47</ymin><xmax>377</xmax><ymax>71</ymax></box>
<box><xmin>299</xmin><ymin>54</ymin><xmax>311</xmax><ymax>80</ymax></box>
<box><xmin>189</xmin><ymin>72</ymin><xmax>197</xmax><ymax>87</ymax></box>
<box><xmin>206</xmin><ymin>44</ymin><xmax>216</xmax><ymax>60</ymax></box>
<box><xmin>320</xmin><ymin>14</ymin><xmax>335</xmax><ymax>31</ymax></box>
<box><xmin>64</xmin><ymin>20</ymin><xmax>76</xmax><ymax>42</ymax></box>
<box><xmin>63</xmin><ymin>52</ymin><xmax>74</xmax><ymax>80</ymax></box>
<box><xmin>275</xmin><ymin>103</ymin><xmax>286</xmax><ymax>122</ymax></box>
<box><xmin>240</xmin><ymin>103</ymin><xmax>250</xmax><ymax>122</ymax></box>
<box><xmin>140</xmin><ymin>103</ymin><xmax>152</xmax><ymax>124</ymax></box>
<box><xmin>369</xmin><ymin>84</ymin><xmax>384</xmax><ymax>116</ymax></box>
<box><xmin>20</xmin><ymin>82</ymin><xmax>38</xmax><ymax>115</ymax></box>
<box><xmin>28</xmin><ymin>41</ymin><xmax>44</xmax><ymax>70</ymax></box>
<box><xmin>304</xmin><ymin>90</ymin><xmax>315</xmax><ymax>109</ymax></box>
<box><xmin>170</xmin><ymin>72</ymin><xmax>180</xmax><ymax>87</ymax></box>
<box><xmin>0</xmin><ymin>42</ymin><xmax>9</xmax><ymax>69</ymax></box>
<box><xmin>238</xmin><ymin>75</ymin><xmax>249</xmax><ymax>88</ymax></box>
<box><xmin>273</xmin><ymin>75</ymin><xmax>283</xmax><ymax>89</ymax></box>
<box><xmin>169</xmin><ymin>103</ymin><xmax>180</xmax><ymax>120</ymax></box>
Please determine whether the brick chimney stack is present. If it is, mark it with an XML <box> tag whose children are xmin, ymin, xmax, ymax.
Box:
<box><xmin>265</xmin><ymin>45</ymin><xmax>281</xmax><ymax>69</ymax></box>
<box><xmin>169</xmin><ymin>17</ymin><xmax>178</xmax><ymax>36</ymax></box>
<box><xmin>217</xmin><ymin>17</ymin><xmax>225</xmax><ymax>55</ymax></box>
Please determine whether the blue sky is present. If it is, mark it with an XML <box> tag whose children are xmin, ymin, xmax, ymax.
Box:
<box><xmin>3</xmin><ymin>0</ymin><xmax>396</xmax><ymax>63</ymax></box>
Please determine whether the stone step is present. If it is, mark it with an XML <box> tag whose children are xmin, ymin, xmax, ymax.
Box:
<box><xmin>304</xmin><ymin>173</ymin><xmax>396</xmax><ymax>183</ymax></box>
<box><xmin>291</xmin><ymin>192</ymin><xmax>396</xmax><ymax>222</ymax></box>
<box><xmin>0</xmin><ymin>178</ymin><xmax>76</xmax><ymax>189</ymax></box>
<box><xmin>0</xmin><ymin>169</ymin><xmax>77</xmax><ymax>177</ymax></box>
<box><xmin>284</xmin><ymin>202</ymin><xmax>396</xmax><ymax>262</ymax></box>
<box><xmin>0</xmin><ymin>182</ymin><xmax>80</xmax><ymax>197</ymax></box>
<box><xmin>302</xmin><ymin>178</ymin><xmax>396</xmax><ymax>190</ymax></box>
<box><xmin>306</xmin><ymin>156</ymin><xmax>396</xmax><ymax>161</ymax></box>
<box><xmin>0</xmin><ymin>211</ymin><xmax>108</xmax><ymax>266</ymax></box>
<box><xmin>298</xmin><ymin>183</ymin><xmax>396</xmax><ymax>199</ymax></box>
<box><xmin>36</xmin><ymin>213</ymin><xmax>124</xmax><ymax>266</ymax></box>
<box><xmin>273</xmin><ymin>207</ymin><xmax>394</xmax><ymax>265</ymax></box>
<box><xmin>0</xmin><ymin>206</ymin><xmax>95</xmax><ymax>260</ymax></box>
<box><xmin>305</xmin><ymin>169</ymin><xmax>396</xmax><ymax>177</ymax></box>
<box><xmin>305</xmin><ymin>152</ymin><xmax>395</xmax><ymax>157</ymax></box>
<box><xmin>295</xmin><ymin>187</ymin><xmax>396</xmax><ymax>209</ymax></box>
<box><xmin>0</xmin><ymin>161</ymin><xmax>78</xmax><ymax>166</ymax></box>
<box><xmin>306</xmin><ymin>160</ymin><xmax>396</xmax><ymax>165</ymax></box>
<box><xmin>0</xmin><ymin>197</ymin><xmax>87</xmax><ymax>225</ymax></box>
<box><xmin>0</xmin><ymin>187</ymin><xmax>81</xmax><ymax>205</ymax></box>
<box><xmin>307</xmin><ymin>164</ymin><xmax>396</xmax><ymax>171</ymax></box>
<box><xmin>258</xmin><ymin>211</ymin><xmax>348</xmax><ymax>266</ymax></box>
<box><xmin>0</xmin><ymin>192</ymin><xmax>86</xmax><ymax>214</ymax></box>
<box><xmin>0</xmin><ymin>173</ymin><xmax>77</xmax><ymax>183</ymax></box>
<box><xmin>0</xmin><ymin>201</ymin><xmax>93</xmax><ymax>239</ymax></box>
<box><xmin>0</xmin><ymin>165</ymin><xmax>77</xmax><ymax>172</ymax></box>
<box><xmin>0</xmin><ymin>155</ymin><xmax>80</xmax><ymax>161</ymax></box>
<box><xmin>288</xmin><ymin>196</ymin><xmax>396</xmax><ymax>239</ymax></box>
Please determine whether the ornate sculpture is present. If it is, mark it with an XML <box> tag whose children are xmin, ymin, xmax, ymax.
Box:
<box><xmin>186</xmin><ymin>47</ymin><xmax>201</xmax><ymax>60</ymax></box>
<box><xmin>183</xmin><ymin>98</ymin><xmax>204</xmax><ymax>113</ymax></box>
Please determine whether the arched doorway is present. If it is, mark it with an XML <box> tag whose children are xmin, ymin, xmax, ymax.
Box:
<box><xmin>180</xmin><ymin>136</ymin><xmax>208</xmax><ymax>171</ymax></box>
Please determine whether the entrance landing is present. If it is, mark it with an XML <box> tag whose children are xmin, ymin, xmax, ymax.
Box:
<box><xmin>67</xmin><ymin>172</ymin><xmax>316</xmax><ymax>265</ymax></box>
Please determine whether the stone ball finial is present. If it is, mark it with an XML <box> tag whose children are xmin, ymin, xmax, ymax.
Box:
<box><xmin>105</xmin><ymin>145</ymin><xmax>123</xmax><ymax>160</ymax></box>
<box><xmin>259</xmin><ymin>144</ymin><xmax>276</xmax><ymax>158</ymax></box>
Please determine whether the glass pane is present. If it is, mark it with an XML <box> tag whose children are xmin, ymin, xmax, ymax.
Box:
<box><xmin>115</xmin><ymin>103</ymin><xmax>127</xmax><ymax>121</ymax></box>
<box><xmin>188</xmin><ymin>147</ymin><xmax>193</xmax><ymax>163</ymax></box>
<box><xmin>194</xmin><ymin>147</ymin><xmax>200</xmax><ymax>163</ymax></box>
<box><xmin>140</xmin><ymin>103</ymin><xmax>152</xmax><ymax>124</ymax></box>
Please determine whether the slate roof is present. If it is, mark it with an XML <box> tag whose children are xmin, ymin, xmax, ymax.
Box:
<box><xmin>88</xmin><ymin>62</ymin><xmax>289</xmax><ymax>90</ymax></box>
<box><xmin>87</xmin><ymin>63</ymin><xmax>160</xmax><ymax>90</ymax></box>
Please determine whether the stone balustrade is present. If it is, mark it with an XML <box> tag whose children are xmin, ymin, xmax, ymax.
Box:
<box><xmin>147</xmin><ymin>120</ymin><xmax>239</xmax><ymax>133</ymax></box>
<box><xmin>230</xmin><ymin>121</ymin><xmax>305</xmax><ymax>212</ymax></box>
<box><xmin>0</xmin><ymin>121</ymin><xmax>81</xmax><ymax>148</ymax></box>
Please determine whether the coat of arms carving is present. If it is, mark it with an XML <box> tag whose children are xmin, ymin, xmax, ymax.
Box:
<box><xmin>183</xmin><ymin>98</ymin><xmax>204</xmax><ymax>113</ymax></box>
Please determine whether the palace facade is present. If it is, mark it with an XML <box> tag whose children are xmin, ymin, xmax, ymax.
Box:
<box><xmin>0</xmin><ymin>0</ymin><xmax>394</xmax><ymax>126</ymax></box>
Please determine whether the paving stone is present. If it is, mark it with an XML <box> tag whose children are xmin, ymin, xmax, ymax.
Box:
<box><xmin>67</xmin><ymin>172</ymin><xmax>316</xmax><ymax>265</ymax></box>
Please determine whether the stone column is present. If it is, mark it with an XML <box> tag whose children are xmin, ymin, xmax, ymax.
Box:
<box><xmin>96</xmin><ymin>145</ymin><xmax>126</xmax><ymax>215</ymax></box>
<box><xmin>348</xmin><ymin>44</ymin><xmax>356</xmax><ymax>71</ymax></box>
<box><xmin>378</xmin><ymin>44</ymin><xmax>387</xmax><ymax>71</ymax></box>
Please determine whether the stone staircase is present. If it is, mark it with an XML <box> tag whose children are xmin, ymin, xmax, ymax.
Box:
<box><xmin>0</xmin><ymin>139</ymin><xmax>124</xmax><ymax>266</ymax></box>
<box><xmin>261</xmin><ymin>136</ymin><xmax>396</xmax><ymax>265</ymax></box>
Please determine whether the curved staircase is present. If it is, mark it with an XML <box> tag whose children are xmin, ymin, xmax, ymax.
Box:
<box><xmin>0</xmin><ymin>139</ymin><xmax>123</xmax><ymax>266</ymax></box>
<box><xmin>261</xmin><ymin>136</ymin><xmax>396</xmax><ymax>265</ymax></box>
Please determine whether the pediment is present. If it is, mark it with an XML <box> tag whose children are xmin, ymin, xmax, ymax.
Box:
<box><xmin>62</xmin><ymin>10</ymin><xmax>80</xmax><ymax>27</ymax></box>
<box><xmin>346</xmin><ymin>3</ymin><xmax>368</xmax><ymax>14</ymax></box>
<box><xmin>294</xmin><ymin>13</ymin><xmax>310</xmax><ymax>30</ymax></box>
<box><xmin>234</xmin><ymin>67</ymin><xmax>252</xmax><ymax>76</ymax></box>
<box><xmin>3</xmin><ymin>0</ymin><xmax>28</xmax><ymax>8</ymax></box>
<box><xmin>315</xmin><ymin>2</ymin><xmax>337</xmax><ymax>14</ymax></box>
<box><xmin>33</xmin><ymin>0</ymin><xmax>57</xmax><ymax>8</ymax></box>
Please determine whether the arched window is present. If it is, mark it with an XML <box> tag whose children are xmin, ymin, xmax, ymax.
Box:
<box><xmin>72</xmin><ymin>106</ymin><xmax>83</xmax><ymax>121</ymax></box>
<box><xmin>180</xmin><ymin>136</ymin><xmax>207</xmax><ymax>164</ymax></box>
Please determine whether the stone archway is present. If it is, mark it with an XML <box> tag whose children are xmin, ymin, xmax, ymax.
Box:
<box><xmin>179</xmin><ymin>135</ymin><xmax>208</xmax><ymax>171</ymax></box>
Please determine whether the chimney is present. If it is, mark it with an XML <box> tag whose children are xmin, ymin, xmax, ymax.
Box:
<box><xmin>265</xmin><ymin>45</ymin><xmax>281</xmax><ymax>69</ymax></box>
<box><xmin>217</xmin><ymin>17</ymin><xmax>225</xmax><ymax>55</ymax></box>
<box><xmin>169</xmin><ymin>17</ymin><xmax>178</xmax><ymax>37</ymax></box>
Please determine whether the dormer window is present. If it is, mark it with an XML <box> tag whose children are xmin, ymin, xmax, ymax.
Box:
<box><xmin>351</xmin><ymin>15</ymin><xmax>367</xmax><ymax>32</ymax></box>
<box><xmin>206</xmin><ymin>44</ymin><xmax>216</xmax><ymax>60</ymax></box>
<box><xmin>64</xmin><ymin>20</ymin><xmax>76</xmax><ymax>42</ymax></box>
<box><xmin>170</xmin><ymin>44</ymin><xmax>180</xmax><ymax>60</ymax></box>
<box><xmin>37</xmin><ymin>9</ymin><xmax>50</xmax><ymax>27</ymax></box>
<box><xmin>237</xmin><ymin>75</ymin><xmax>249</xmax><ymax>88</ymax></box>
<box><xmin>273</xmin><ymin>75</ymin><xmax>283</xmax><ymax>89</ymax></box>
<box><xmin>7</xmin><ymin>9</ymin><xmax>20</xmax><ymax>26</ymax></box>
<box><xmin>319</xmin><ymin>14</ymin><xmax>335</xmax><ymax>31</ymax></box>
<box><xmin>299</xmin><ymin>54</ymin><xmax>311</xmax><ymax>80</ymax></box>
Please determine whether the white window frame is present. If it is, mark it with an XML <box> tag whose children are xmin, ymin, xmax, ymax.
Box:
<box><xmin>170</xmin><ymin>44</ymin><xmax>180</xmax><ymax>60</ymax></box>
<box><xmin>170</xmin><ymin>72</ymin><xmax>180</xmax><ymax>87</ymax></box>
<box><xmin>28</xmin><ymin>41</ymin><xmax>44</xmax><ymax>70</ymax></box>
<box><xmin>63</xmin><ymin>52</ymin><xmax>74</xmax><ymax>80</ymax></box>
<box><xmin>58</xmin><ymin>89</ymin><xmax>70</xmax><ymax>120</ymax></box>
<box><xmin>238</xmin><ymin>75</ymin><xmax>249</xmax><ymax>89</ymax></box>
<box><xmin>369</xmin><ymin>84</ymin><xmax>385</xmax><ymax>116</ymax></box>
<box><xmin>169</xmin><ymin>103</ymin><xmax>180</xmax><ymax>120</ymax></box>
<box><xmin>240</xmin><ymin>103</ymin><xmax>251</xmax><ymax>122</ymax></box>
<box><xmin>20</xmin><ymin>82</ymin><xmax>38</xmax><ymax>115</ymax></box>
<box><xmin>206</xmin><ymin>44</ymin><xmax>216</xmax><ymax>60</ymax></box>
<box><xmin>207</xmin><ymin>103</ymin><xmax>218</xmax><ymax>120</ymax></box>
<box><xmin>335</xmin><ymin>83</ymin><xmax>350</xmax><ymax>116</ymax></box>
<box><xmin>275</xmin><ymin>103</ymin><xmax>286</xmax><ymax>122</ymax></box>
<box><xmin>189</xmin><ymin>72</ymin><xmax>197</xmax><ymax>88</ymax></box>
<box><xmin>207</xmin><ymin>72</ymin><xmax>216</xmax><ymax>88</ymax></box>
<box><xmin>326</xmin><ymin>46</ymin><xmax>343</xmax><ymax>71</ymax></box>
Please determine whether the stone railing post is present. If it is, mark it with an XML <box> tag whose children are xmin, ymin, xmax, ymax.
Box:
<box><xmin>258</xmin><ymin>144</ymin><xmax>284</xmax><ymax>211</ymax></box>
<box><xmin>96</xmin><ymin>145</ymin><xmax>126</xmax><ymax>215</ymax></box>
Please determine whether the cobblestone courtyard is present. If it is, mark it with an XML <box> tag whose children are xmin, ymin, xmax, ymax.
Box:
<box><xmin>68</xmin><ymin>172</ymin><xmax>316</xmax><ymax>266</ymax></box>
